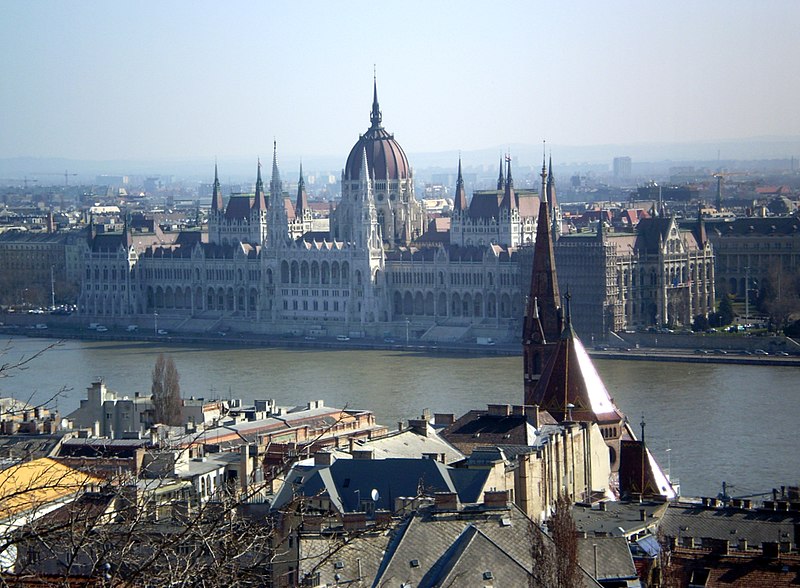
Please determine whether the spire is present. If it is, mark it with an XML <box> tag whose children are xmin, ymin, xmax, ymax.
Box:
<box><xmin>254</xmin><ymin>158</ymin><xmax>266</xmax><ymax>212</ymax></box>
<box><xmin>453</xmin><ymin>157</ymin><xmax>468</xmax><ymax>213</ymax></box>
<box><xmin>370</xmin><ymin>72</ymin><xmax>382</xmax><ymax>129</ymax></box>
<box><xmin>296</xmin><ymin>162</ymin><xmax>309</xmax><ymax>216</ymax></box>
<box><xmin>523</xmin><ymin>159</ymin><xmax>563</xmax><ymax>406</ymax></box>
<box><xmin>271</xmin><ymin>140</ymin><xmax>281</xmax><ymax>191</ymax></box>
<box><xmin>540</xmin><ymin>141</ymin><xmax>548</xmax><ymax>204</ymax></box>
<box><xmin>500</xmin><ymin>156</ymin><xmax>517</xmax><ymax>211</ymax></box>
<box><xmin>267</xmin><ymin>142</ymin><xmax>288</xmax><ymax>248</ymax></box>
<box><xmin>546</xmin><ymin>155</ymin><xmax>557</xmax><ymax>209</ymax></box>
<box><xmin>212</xmin><ymin>163</ymin><xmax>224</xmax><ymax>212</ymax></box>
<box><xmin>497</xmin><ymin>158</ymin><xmax>505</xmax><ymax>190</ymax></box>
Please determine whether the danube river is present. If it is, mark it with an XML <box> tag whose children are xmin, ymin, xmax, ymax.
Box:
<box><xmin>2</xmin><ymin>336</ymin><xmax>797</xmax><ymax>499</ymax></box>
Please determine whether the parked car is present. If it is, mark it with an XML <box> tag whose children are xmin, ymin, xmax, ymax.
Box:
<box><xmin>95</xmin><ymin>326</ymin><xmax>108</xmax><ymax>332</ymax></box>
<box><xmin>336</xmin><ymin>335</ymin><xmax>350</xmax><ymax>341</ymax></box>
<box><xmin>157</xmin><ymin>329</ymin><xmax>168</xmax><ymax>335</ymax></box>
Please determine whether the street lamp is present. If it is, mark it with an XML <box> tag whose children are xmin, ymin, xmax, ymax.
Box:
<box><xmin>405</xmin><ymin>319</ymin><xmax>410</xmax><ymax>344</ymax></box>
<box><xmin>154</xmin><ymin>310</ymin><xmax>158</xmax><ymax>335</ymax></box>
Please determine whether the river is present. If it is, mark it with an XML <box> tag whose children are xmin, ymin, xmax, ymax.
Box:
<box><xmin>1</xmin><ymin>336</ymin><xmax>797</xmax><ymax>499</ymax></box>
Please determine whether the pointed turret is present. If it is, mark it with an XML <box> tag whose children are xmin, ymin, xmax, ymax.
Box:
<box><xmin>212</xmin><ymin>163</ymin><xmax>223</xmax><ymax>212</ymax></box>
<box><xmin>496</xmin><ymin>158</ymin><xmax>505</xmax><ymax>190</ymax></box>
<box><xmin>267</xmin><ymin>141</ymin><xmax>288</xmax><ymax>248</ymax></box>
<box><xmin>121</xmin><ymin>211</ymin><xmax>132</xmax><ymax>250</ymax></box>
<box><xmin>253</xmin><ymin>159</ymin><xmax>266</xmax><ymax>212</ymax></box>
<box><xmin>523</xmin><ymin>153</ymin><xmax>563</xmax><ymax>405</ymax></box>
<box><xmin>296</xmin><ymin>163</ymin><xmax>309</xmax><ymax>217</ymax></box>
<box><xmin>500</xmin><ymin>157</ymin><xmax>517</xmax><ymax>211</ymax></box>
<box><xmin>529</xmin><ymin>293</ymin><xmax>624</xmax><ymax>425</ymax></box>
<box><xmin>540</xmin><ymin>144</ymin><xmax>548</xmax><ymax>205</ymax></box>
<box><xmin>370</xmin><ymin>74</ymin><xmax>382</xmax><ymax>129</ymax></box>
<box><xmin>453</xmin><ymin>157</ymin><xmax>468</xmax><ymax>213</ymax></box>
<box><xmin>270</xmin><ymin>141</ymin><xmax>281</xmax><ymax>198</ymax></box>
<box><xmin>546</xmin><ymin>155</ymin><xmax>557</xmax><ymax>213</ymax></box>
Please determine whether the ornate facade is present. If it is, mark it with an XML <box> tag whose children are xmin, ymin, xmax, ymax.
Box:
<box><xmin>554</xmin><ymin>214</ymin><xmax>716</xmax><ymax>339</ymax></box>
<box><xmin>77</xmin><ymin>83</ymin><xmax>544</xmax><ymax>341</ymax></box>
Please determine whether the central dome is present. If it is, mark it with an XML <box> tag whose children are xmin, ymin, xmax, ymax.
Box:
<box><xmin>344</xmin><ymin>81</ymin><xmax>411</xmax><ymax>181</ymax></box>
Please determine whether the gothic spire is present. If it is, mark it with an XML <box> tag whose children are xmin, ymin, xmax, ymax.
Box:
<box><xmin>296</xmin><ymin>162</ymin><xmax>309</xmax><ymax>216</ymax></box>
<box><xmin>523</xmin><ymin>156</ymin><xmax>563</xmax><ymax>406</ymax></box>
<box><xmin>271</xmin><ymin>140</ymin><xmax>281</xmax><ymax>191</ymax></box>
<box><xmin>500</xmin><ymin>156</ymin><xmax>517</xmax><ymax>211</ymax></box>
<box><xmin>370</xmin><ymin>73</ymin><xmax>382</xmax><ymax>129</ymax></box>
<box><xmin>453</xmin><ymin>157</ymin><xmax>468</xmax><ymax>213</ymax></box>
<box><xmin>212</xmin><ymin>162</ymin><xmax>224</xmax><ymax>212</ymax></box>
<box><xmin>254</xmin><ymin>158</ymin><xmax>266</xmax><ymax>212</ymax></box>
<box><xmin>497</xmin><ymin>157</ymin><xmax>505</xmax><ymax>190</ymax></box>
<box><xmin>547</xmin><ymin>155</ymin><xmax>557</xmax><ymax>208</ymax></box>
<box><xmin>540</xmin><ymin>141</ymin><xmax>548</xmax><ymax>204</ymax></box>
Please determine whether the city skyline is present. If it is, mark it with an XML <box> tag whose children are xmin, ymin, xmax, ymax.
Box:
<box><xmin>2</xmin><ymin>1</ymin><xmax>799</xmax><ymax>163</ymax></box>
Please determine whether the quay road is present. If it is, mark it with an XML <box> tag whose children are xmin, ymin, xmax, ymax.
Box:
<box><xmin>3</xmin><ymin>319</ymin><xmax>800</xmax><ymax>367</ymax></box>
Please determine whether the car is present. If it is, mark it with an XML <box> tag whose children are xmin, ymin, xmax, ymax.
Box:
<box><xmin>383</xmin><ymin>337</ymin><xmax>396</xmax><ymax>343</ymax></box>
<box><xmin>777</xmin><ymin>351</ymin><xmax>790</xmax><ymax>356</ymax></box>
<box><xmin>126</xmin><ymin>325</ymin><xmax>138</xmax><ymax>332</ymax></box>
<box><xmin>304</xmin><ymin>335</ymin><xmax>317</xmax><ymax>340</ymax></box>
<box><xmin>713</xmin><ymin>349</ymin><xmax>727</xmax><ymax>355</ymax></box>
<box><xmin>217</xmin><ymin>331</ymin><xmax>227</xmax><ymax>336</ymax></box>
<box><xmin>336</xmin><ymin>335</ymin><xmax>350</xmax><ymax>341</ymax></box>
<box><xmin>157</xmin><ymin>329</ymin><xmax>168</xmax><ymax>335</ymax></box>
<box><xmin>754</xmin><ymin>349</ymin><xmax>769</xmax><ymax>355</ymax></box>
<box><xmin>34</xmin><ymin>323</ymin><xmax>48</xmax><ymax>329</ymax></box>
<box><xmin>95</xmin><ymin>326</ymin><xmax>108</xmax><ymax>332</ymax></box>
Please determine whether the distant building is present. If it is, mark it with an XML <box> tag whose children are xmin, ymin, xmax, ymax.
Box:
<box><xmin>555</xmin><ymin>215</ymin><xmax>715</xmax><ymax>336</ymax></box>
<box><xmin>613</xmin><ymin>156</ymin><xmax>632</xmax><ymax>179</ymax></box>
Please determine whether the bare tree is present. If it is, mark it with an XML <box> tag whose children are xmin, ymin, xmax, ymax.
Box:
<box><xmin>550</xmin><ymin>494</ymin><xmax>581</xmax><ymax>588</ymax></box>
<box><xmin>151</xmin><ymin>354</ymin><xmax>182</xmax><ymax>426</ymax></box>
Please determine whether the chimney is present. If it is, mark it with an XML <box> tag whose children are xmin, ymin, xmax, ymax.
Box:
<box><xmin>314</xmin><ymin>451</ymin><xmax>333</xmax><ymax>466</ymax></box>
<box><xmin>342</xmin><ymin>512</ymin><xmax>367</xmax><ymax>532</ymax></box>
<box><xmin>639</xmin><ymin>509</ymin><xmax>647</xmax><ymax>522</ymax></box>
<box><xmin>762</xmin><ymin>541</ymin><xmax>779</xmax><ymax>559</ymax></box>
<box><xmin>525</xmin><ymin>405</ymin><xmax>540</xmax><ymax>428</ymax></box>
<box><xmin>434</xmin><ymin>492</ymin><xmax>460</xmax><ymax>510</ymax></box>
<box><xmin>483</xmin><ymin>490</ymin><xmax>511</xmax><ymax>508</ymax></box>
<box><xmin>598</xmin><ymin>502</ymin><xmax>607</xmax><ymax>512</ymax></box>
<box><xmin>487</xmin><ymin>404</ymin><xmax>510</xmax><ymax>417</ymax></box>
<box><xmin>407</xmin><ymin>419</ymin><xmax>428</xmax><ymax>435</ymax></box>
<box><xmin>739</xmin><ymin>539</ymin><xmax>748</xmax><ymax>551</ymax></box>
<box><xmin>434</xmin><ymin>413</ymin><xmax>454</xmax><ymax>426</ymax></box>
<box><xmin>352</xmin><ymin>449</ymin><xmax>374</xmax><ymax>460</ymax></box>
<box><xmin>240</xmin><ymin>444</ymin><xmax>252</xmax><ymax>493</ymax></box>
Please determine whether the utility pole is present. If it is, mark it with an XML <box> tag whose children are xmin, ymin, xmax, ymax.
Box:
<box><xmin>50</xmin><ymin>265</ymin><xmax>55</xmax><ymax>309</ymax></box>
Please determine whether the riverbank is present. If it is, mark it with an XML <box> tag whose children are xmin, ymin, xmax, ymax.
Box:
<box><xmin>3</xmin><ymin>319</ymin><xmax>800</xmax><ymax>367</ymax></box>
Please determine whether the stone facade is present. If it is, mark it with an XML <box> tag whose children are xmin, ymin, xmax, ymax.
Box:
<box><xmin>555</xmin><ymin>216</ymin><xmax>715</xmax><ymax>339</ymax></box>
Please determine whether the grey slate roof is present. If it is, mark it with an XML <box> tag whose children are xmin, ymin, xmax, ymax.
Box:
<box><xmin>659</xmin><ymin>502</ymin><xmax>800</xmax><ymax>549</ymax></box>
<box><xmin>271</xmin><ymin>457</ymin><xmax>490</xmax><ymax>514</ymax></box>
<box><xmin>577</xmin><ymin>536</ymin><xmax>638</xmax><ymax>582</ymax></box>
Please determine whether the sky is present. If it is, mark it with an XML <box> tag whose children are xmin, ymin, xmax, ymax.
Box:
<box><xmin>1</xmin><ymin>0</ymin><xmax>799</xmax><ymax>164</ymax></box>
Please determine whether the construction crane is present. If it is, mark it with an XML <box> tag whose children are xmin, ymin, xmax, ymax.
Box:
<box><xmin>0</xmin><ymin>177</ymin><xmax>39</xmax><ymax>189</ymax></box>
<box><xmin>711</xmin><ymin>171</ymin><xmax>745</xmax><ymax>211</ymax></box>
<box><xmin>33</xmin><ymin>170</ymin><xmax>78</xmax><ymax>186</ymax></box>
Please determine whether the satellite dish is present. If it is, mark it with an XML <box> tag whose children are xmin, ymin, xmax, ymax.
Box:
<box><xmin>371</xmin><ymin>488</ymin><xmax>380</xmax><ymax>502</ymax></box>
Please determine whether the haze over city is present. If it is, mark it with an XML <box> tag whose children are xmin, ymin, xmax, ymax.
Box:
<box><xmin>2</xmin><ymin>0</ymin><xmax>799</xmax><ymax>169</ymax></box>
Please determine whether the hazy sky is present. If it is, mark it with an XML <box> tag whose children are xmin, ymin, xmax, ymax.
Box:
<box><xmin>2</xmin><ymin>1</ymin><xmax>799</xmax><ymax>161</ymax></box>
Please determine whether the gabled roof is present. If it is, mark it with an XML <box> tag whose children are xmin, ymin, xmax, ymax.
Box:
<box><xmin>529</xmin><ymin>320</ymin><xmax>624</xmax><ymax>425</ymax></box>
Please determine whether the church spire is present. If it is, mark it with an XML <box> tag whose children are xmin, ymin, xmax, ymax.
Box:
<box><xmin>254</xmin><ymin>158</ymin><xmax>266</xmax><ymax>212</ymax></box>
<box><xmin>370</xmin><ymin>72</ymin><xmax>382</xmax><ymax>129</ymax></box>
<box><xmin>267</xmin><ymin>141</ymin><xmax>287</xmax><ymax>248</ymax></box>
<box><xmin>523</xmin><ymin>150</ymin><xmax>563</xmax><ymax>405</ymax></box>
<box><xmin>453</xmin><ymin>156</ymin><xmax>468</xmax><ymax>213</ymax></box>
<box><xmin>296</xmin><ymin>162</ymin><xmax>309</xmax><ymax>217</ymax></box>
<box><xmin>540</xmin><ymin>141</ymin><xmax>548</xmax><ymax>204</ymax></box>
<box><xmin>501</xmin><ymin>156</ymin><xmax>517</xmax><ymax>211</ymax></box>
<box><xmin>212</xmin><ymin>162</ymin><xmax>224</xmax><ymax>212</ymax></box>
<box><xmin>497</xmin><ymin>157</ymin><xmax>505</xmax><ymax>190</ymax></box>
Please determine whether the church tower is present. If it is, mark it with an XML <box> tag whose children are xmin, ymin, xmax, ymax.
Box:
<box><xmin>289</xmin><ymin>163</ymin><xmax>314</xmax><ymax>239</ymax></box>
<box><xmin>449</xmin><ymin>157</ymin><xmax>469</xmax><ymax>247</ymax></box>
<box><xmin>523</xmin><ymin>153</ymin><xmax>563</xmax><ymax>405</ymax></box>
<box><xmin>267</xmin><ymin>142</ymin><xmax>288</xmax><ymax>249</ymax></box>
